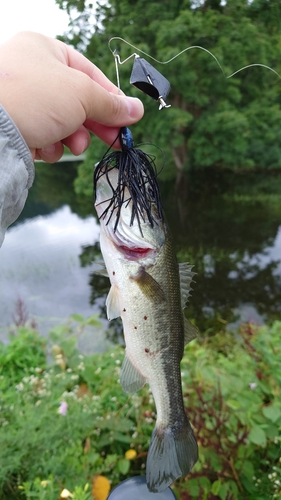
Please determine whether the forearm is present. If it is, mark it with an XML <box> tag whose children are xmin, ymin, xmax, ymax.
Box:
<box><xmin>0</xmin><ymin>104</ymin><xmax>34</xmax><ymax>246</ymax></box>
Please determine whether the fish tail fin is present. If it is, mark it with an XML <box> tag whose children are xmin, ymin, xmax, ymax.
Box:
<box><xmin>146</xmin><ymin>417</ymin><xmax>198</xmax><ymax>493</ymax></box>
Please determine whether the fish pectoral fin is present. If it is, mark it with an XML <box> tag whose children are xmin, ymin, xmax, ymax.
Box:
<box><xmin>130</xmin><ymin>266</ymin><xmax>166</xmax><ymax>302</ymax></box>
<box><xmin>120</xmin><ymin>353</ymin><xmax>146</xmax><ymax>394</ymax></box>
<box><xmin>106</xmin><ymin>285</ymin><xmax>120</xmax><ymax>320</ymax></box>
<box><xmin>184</xmin><ymin>316</ymin><xmax>198</xmax><ymax>345</ymax></box>
<box><xmin>179</xmin><ymin>262</ymin><xmax>196</xmax><ymax>309</ymax></box>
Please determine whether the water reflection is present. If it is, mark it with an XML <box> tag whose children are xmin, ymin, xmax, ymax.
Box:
<box><xmin>1</xmin><ymin>163</ymin><xmax>281</xmax><ymax>345</ymax></box>
<box><xmin>169</xmin><ymin>170</ymin><xmax>281</xmax><ymax>332</ymax></box>
<box><xmin>81</xmin><ymin>170</ymin><xmax>281</xmax><ymax>336</ymax></box>
<box><xmin>0</xmin><ymin>206</ymin><xmax>103</xmax><ymax>346</ymax></box>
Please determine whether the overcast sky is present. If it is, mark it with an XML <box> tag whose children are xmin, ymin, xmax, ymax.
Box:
<box><xmin>0</xmin><ymin>0</ymin><xmax>70</xmax><ymax>45</ymax></box>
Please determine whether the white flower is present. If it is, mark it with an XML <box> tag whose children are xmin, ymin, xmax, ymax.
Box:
<box><xmin>58</xmin><ymin>401</ymin><xmax>68</xmax><ymax>416</ymax></box>
<box><xmin>249</xmin><ymin>382</ymin><xmax>257</xmax><ymax>390</ymax></box>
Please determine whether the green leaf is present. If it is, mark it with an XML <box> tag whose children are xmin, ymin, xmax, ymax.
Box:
<box><xmin>211</xmin><ymin>479</ymin><xmax>222</xmax><ymax>495</ymax></box>
<box><xmin>262</xmin><ymin>405</ymin><xmax>281</xmax><ymax>423</ymax></box>
<box><xmin>104</xmin><ymin>454</ymin><xmax>118</xmax><ymax>468</ymax></box>
<box><xmin>218</xmin><ymin>482</ymin><xmax>230</xmax><ymax>500</ymax></box>
<box><xmin>265</xmin><ymin>424</ymin><xmax>279</xmax><ymax>439</ymax></box>
<box><xmin>86</xmin><ymin>451</ymin><xmax>99</xmax><ymax>466</ymax></box>
<box><xmin>248</xmin><ymin>425</ymin><xmax>267</xmax><ymax>447</ymax></box>
<box><xmin>228</xmin><ymin>480</ymin><xmax>239</xmax><ymax>497</ymax></box>
<box><xmin>186</xmin><ymin>478</ymin><xmax>200</xmax><ymax>497</ymax></box>
<box><xmin>241</xmin><ymin>475</ymin><xmax>258</xmax><ymax>495</ymax></box>
<box><xmin>226</xmin><ymin>399</ymin><xmax>241</xmax><ymax>410</ymax></box>
<box><xmin>117</xmin><ymin>459</ymin><xmax>130</xmax><ymax>475</ymax></box>
<box><xmin>70</xmin><ymin>314</ymin><xmax>84</xmax><ymax>323</ymax></box>
<box><xmin>206</xmin><ymin>450</ymin><xmax>222</xmax><ymax>471</ymax></box>
<box><xmin>198</xmin><ymin>476</ymin><xmax>211</xmax><ymax>491</ymax></box>
<box><xmin>82</xmin><ymin>314</ymin><xmax>102</xmax><ymax>327</ymax></box>
<box><xmin>241</xmin><ymin>460</ymin><xmax>255</xmax><ymax>479</ymax></box>
<box><xmin>112</xmin><ymin>432</ymin><xmax>132</xmax><ymax>444</ymax></box>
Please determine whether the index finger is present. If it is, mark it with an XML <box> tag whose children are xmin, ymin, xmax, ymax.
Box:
<box><xmin>60</xmin><ymin>42</ymin><xmax>122</xmax><ymax>94</ymax></box>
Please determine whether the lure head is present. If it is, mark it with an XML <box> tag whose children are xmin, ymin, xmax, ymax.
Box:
<box><xmin>119</xmin><ymin>127</ymin><xmax>134</xmax><ymax>150</ymax></box>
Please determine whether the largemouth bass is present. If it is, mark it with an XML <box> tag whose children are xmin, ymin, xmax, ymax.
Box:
<box><xmin>94</xmin><ymin>153</ymin><xmax>198</xmax><ymax>493</ymax></box>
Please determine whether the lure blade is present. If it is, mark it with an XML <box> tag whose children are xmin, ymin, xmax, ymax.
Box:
<box><xmin>130</xmin><ymin>57</ymin><xmax>171</xmax><ymax>109</ymax></box>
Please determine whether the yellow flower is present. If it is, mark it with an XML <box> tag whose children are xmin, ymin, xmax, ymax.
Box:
<box><xmin>125</xmin><ymin>449</ymin><xmax>137</xmax><ymax>460</ymax></box>
<box><xmin>92</xmin><ymin>475</ymin><xmax>110</xmax><ymax>500</ymax></box>
<box><xmin>59</xmin><ymin>489</ymin><xmax>73</xmax><ymax>498</ymax></box>
<box><xmin>41</xmin><ymin>480</ymin><xmax>50</xmax><ymax>488</ymax></box>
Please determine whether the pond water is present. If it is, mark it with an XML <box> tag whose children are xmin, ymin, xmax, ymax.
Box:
<box><xmin>0</xmin><ymin>161</ymin><xmax>281</xmax><ymax>348</ymax></box>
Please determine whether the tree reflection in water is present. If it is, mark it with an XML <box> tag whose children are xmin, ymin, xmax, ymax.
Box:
<box><xmin>80</xmin><ymin>169</ymin><xmax>281</xmax><ymax>339</ymax></box>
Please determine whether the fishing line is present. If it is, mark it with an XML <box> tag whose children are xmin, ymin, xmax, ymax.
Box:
<box><xmin>94</xmin><ymin>37</ymin><xmax>281</xmax><ymax>235</ymax></box>
<box><xmin>109</xmin><ymin>36</ymin><xmax>281</xmax><ymax>95</ymax></box>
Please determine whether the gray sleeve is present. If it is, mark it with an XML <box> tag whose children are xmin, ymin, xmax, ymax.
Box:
<box><xmin>0</xmin><ymin>105</ymin><xmax>35</xmax><ymax>247</ymax></box>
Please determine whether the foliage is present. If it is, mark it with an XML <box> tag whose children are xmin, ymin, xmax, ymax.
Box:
<box><xmin>0</xmin><ymin>326</ymin><xmax>47</xmax><ymax>384</ymax></box>
<box><xmin>19</xmin><ymin>478</ymin><xmax>93</xmax><ymax>500</ymax></box>
<box><xmin>0</xmin><ymin>319</ymin><xmax>152</xmax><ymax>499</ymax></box>
<box><xmin>56</xmin><ymin>0</ymin><xmax>281</xmax><ymax>186</ymax></box>
<box><xmin>0</xmin><ymin>317</ymin><xmax>280</xmax><ymax>499</ymax></box>
<box><xmin>180</xmin><ymin>320</ymin><xmax>281</xmax><ymax>499</ymax></box>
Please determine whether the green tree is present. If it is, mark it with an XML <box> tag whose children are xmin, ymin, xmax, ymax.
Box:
<box><xmin>57</xmin><ymin>0</ymin><xmax>281</xmax><ymax>182</ymax></box>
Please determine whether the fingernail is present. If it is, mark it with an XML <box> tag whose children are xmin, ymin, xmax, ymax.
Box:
<box><xmin>81</xmin><ymin>137</ymin><xmax>90</xmax><ymax>153</ymax></box>
<box><xmin>41</xmin><ymin>144</ymin><xmax>56</xmax><ymax>155</ymax></box>
<box><xmin>125</xmin><ymin>97</ymin><xmax>144</xmax><ymax>119</ymax></box>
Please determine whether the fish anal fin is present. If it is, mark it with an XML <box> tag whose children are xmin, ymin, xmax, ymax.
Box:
<box><xmin>179</xmin><ymin>262</ymin><xmax>196</xmax><ymax>309</ymax></box>
<box><xmin>130</xmin><ymin>266</ymin><xmax>165</xmax><ymax>301</ymax></box>
<box><xmin>184</xmin><ymin>316</ymin><xmax>198</xmax><ymax>345</ymax></box>
<box><xmin>120</xmin><ymin>353</ymin><xmax>146</xmax><ymax>394</ymax></box>
<box><xmin>106</xmin><ymin>285</ymin><xmax>120</xmax><ymax>320</ymax></box>
<box><xmin>146</xmin><ymin>418</ymin><xmax>198</xmax><ymax>493</ymax></box>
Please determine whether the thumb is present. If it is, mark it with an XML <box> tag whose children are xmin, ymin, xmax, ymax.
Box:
<box><xmin>80</xmin><ymin>76</ymin><xmax>144</xmax><ymax>126</ymax></box>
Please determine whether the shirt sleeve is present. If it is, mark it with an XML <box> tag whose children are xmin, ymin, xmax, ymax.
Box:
<box><xmin>0</xmin><ymin>105</ymin><xmax>34</xmax><ymax>247</ymax></box>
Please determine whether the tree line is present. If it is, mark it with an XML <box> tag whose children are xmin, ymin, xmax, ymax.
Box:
<box><xmin>57</xmin><ymin>0</ymin><xmax>281</xmax><ymax>177</ymax></box>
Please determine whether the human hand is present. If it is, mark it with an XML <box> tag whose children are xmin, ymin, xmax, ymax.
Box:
<box><xmin>0</xmin><ymin>31</ymin><xmax>144</xmax><ymax>162</ymax></box>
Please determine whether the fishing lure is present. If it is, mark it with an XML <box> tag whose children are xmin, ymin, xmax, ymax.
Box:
<box><xmin>129</xmin><ymin>56</ymin><xmax>171</xmax><ymax>110</ymax></box>
<box><xmin>112</xmin><ymin>49</ymin><xmax>171</xmax><ymax>110</ymax></box>
<box><xmin>94</xmin><ymin>127</ymin><xmax>164</xmax><ymax>236</ymax></box>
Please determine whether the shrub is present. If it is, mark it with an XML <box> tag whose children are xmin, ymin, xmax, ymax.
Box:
<box><xmin>0</xmin><ymin>319</ymin><xmax>280</xmax><ymax>499</ymax></box>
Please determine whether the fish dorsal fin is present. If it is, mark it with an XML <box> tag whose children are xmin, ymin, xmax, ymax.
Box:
<box><xmin>92</xmin><ymin>260</ymin><xmax>108</xmax><ymax>278</ymax></box>
<box><xmin>106</xmin><ymin>285</ymin><xmax>120</xmax><ymax>320</ymax></box>
<box><xmin>120</xmin><ymin>353</ymin><xmax>146</xmax><ymax>394</ymax></box>
<box><xmin>179</xmin><ymin>262</ymin><xmax>195</xmax><ymax>309</ymax></box>
<box><xmin>184</xmin><ymin>316</ymin><xmax>198</xmax><ymax>345</ymax></box>
<box><xmin>130</xmin><ymin>266</ymin><xmax>166</xmax><ymax>302</ymax></box>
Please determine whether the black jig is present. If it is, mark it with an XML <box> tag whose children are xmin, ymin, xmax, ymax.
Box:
<box><xmin>94</xmin><ymin>127</ymin><xmax>164</xmax><ymax>235</ymax></box>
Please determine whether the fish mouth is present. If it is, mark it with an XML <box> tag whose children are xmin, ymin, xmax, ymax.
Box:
<box><xmin>105</xmin><ymin>220</ymin><xmax>157</xmax><ymax>261</ymax></box>
<box><xmin>117</xmin><ymin>245</ymin><xmax>155</xmax><ymax>260</ymax></box>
